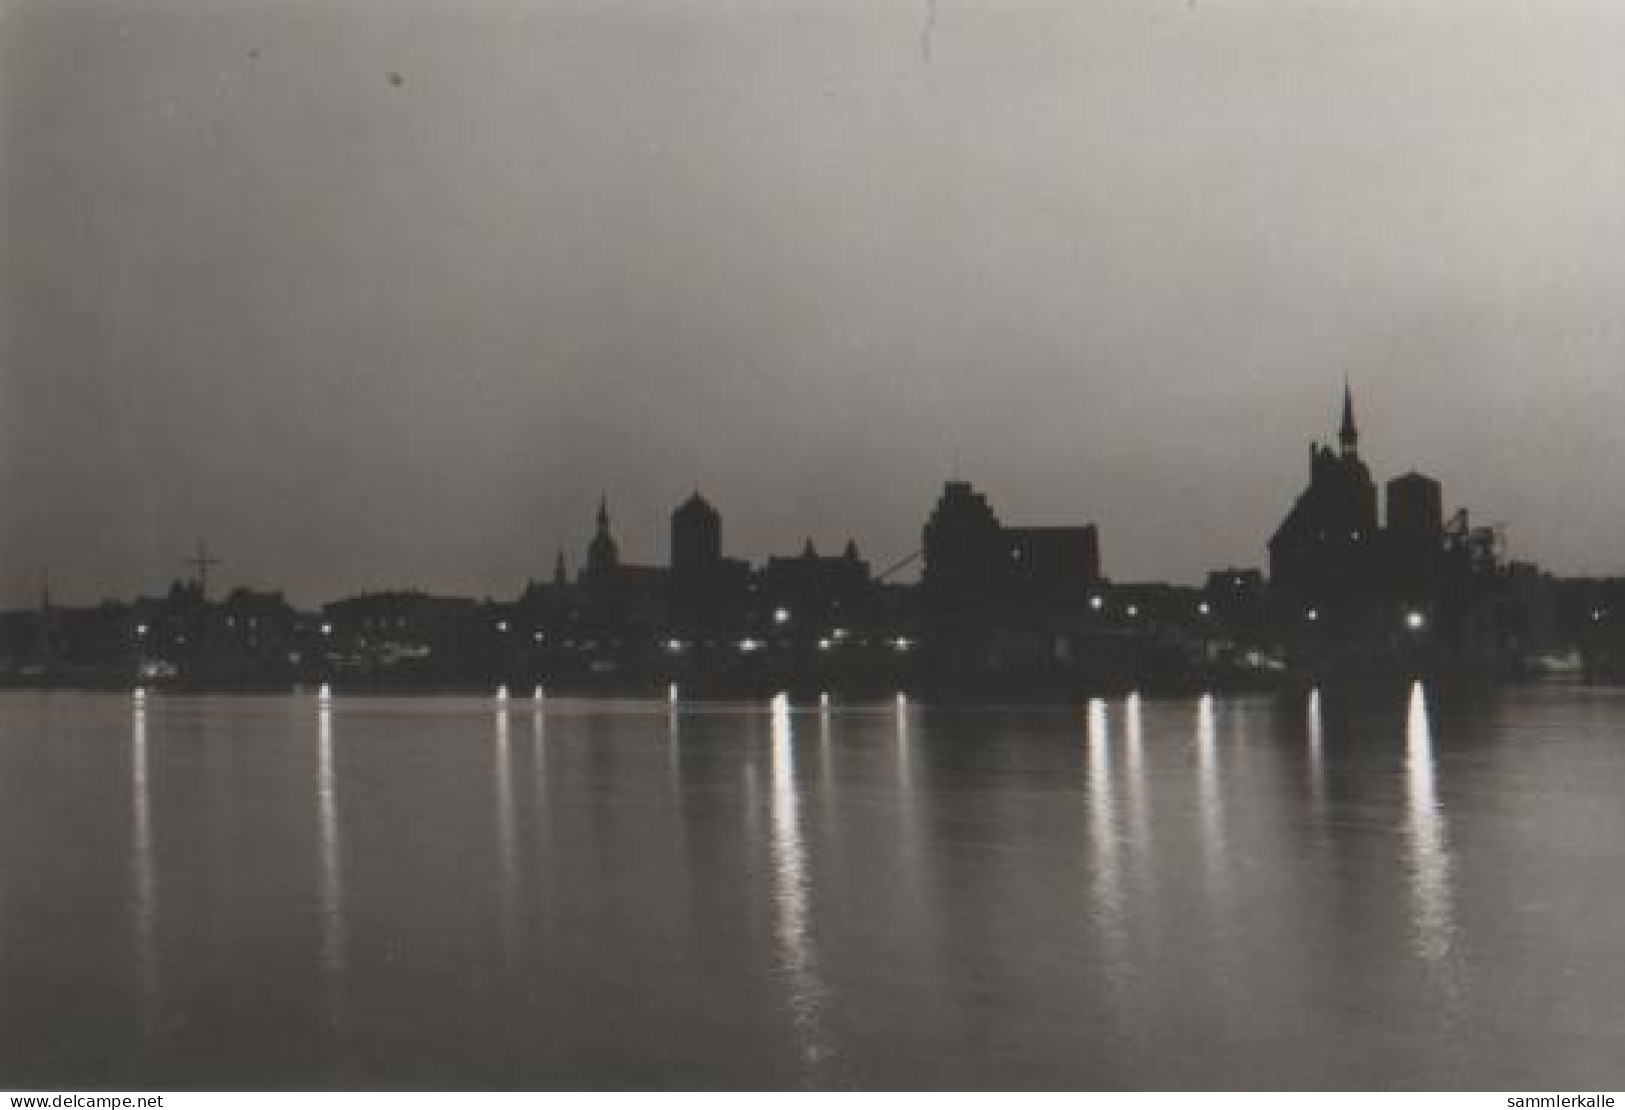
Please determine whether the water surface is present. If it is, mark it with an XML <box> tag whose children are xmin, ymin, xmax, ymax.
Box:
<box><xmin>0</xmin><ymin>686</ymin><xmax>1621</xmax><ymax>1089</ymax></box>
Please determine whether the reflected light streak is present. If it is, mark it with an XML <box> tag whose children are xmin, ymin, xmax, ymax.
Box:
<box><xmin>1196</xmin><ymin>694</ymin><xmax>1225</xmax><ymax>876</ymax></box>
<box><xmin>130</xmin><ymin>702</ymin><xmax>157</xmax><ymax>1036</ymax></box>
<box><xmin>817</xmin><ymin>695</ymin><xmax>833</xmax><ymax>815</ymax></box>
<box><xmin>1405</xmin><ymin>682</ymin><xmax>1457</xmax><ymax>966</ymax></box>
<box><xmin>495</xmin><ymin>704</ymin><xmax>519</xmax><ymax>965</ymax></box>
<box><xmin>895</xmin><ymin>692</ymin><xmax>911</xmax><ymax>790</ymax></box>
<box><xmin>1086</xmin><ymin>699</ymin><xmax>1123</xmax><ymax>929</ymax></box>
<box><xmin>1307</xmin><ymin>687</ymin><xmax>1327</xmax><ymax>814</ymax></box>
<box><xmin>1123</xmin><ymin>693</ymin><xmax>1151</xmax><ymax>864</ymax></box>
<box><xmin>316</xmin><ymin>699</ymin><xmax>345</xmax><ymax>1029</ymax></box>
<box><xmin>769</xmin><ymin>694</ymin><xmax>829</xmax><ymax>1072</ymax></box>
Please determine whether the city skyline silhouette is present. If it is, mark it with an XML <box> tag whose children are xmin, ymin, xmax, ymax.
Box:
<box><xmin>4</xmin><ymin>0</ymin><xmax>1623</xmax><ymax>608</ymax></box>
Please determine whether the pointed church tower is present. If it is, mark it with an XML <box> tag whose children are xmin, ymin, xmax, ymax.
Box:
<box><xmin>1338</xmin><ymin>379</ymin><xmax>1359</xmax><ymax>458</ymax></box>
<box><xmin>553</xmin><ymin>547</ymin><xmax>568</xmax><ymax>586</ymax></box>
<box><xmin>586</xmin><ymin>495</ymin><xmax>620</xmax><ymax>574</ymax></box>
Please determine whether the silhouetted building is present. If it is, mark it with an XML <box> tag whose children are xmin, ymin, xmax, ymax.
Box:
<box><xmin>1268</xmin><ymin>384</ymin><xmax>1380</xmax><ymax>595</ymax></box>
<box><xmin>671</xmin><ymin>490</ymin><xmax>722</xmax><ymax>573</ymax></box>
<box><xmin>1004</xmin><ymin>527</ymin><xmax>1101</xmax><ymax>604</ymax></box>
<box><xmin>759</xmin><ymin>539</ymin><xmax>874</xmax><ymax>636</ymax></box>
<box><xmin>922</xmin><ymin>479</ymin><xmax>1101</xmax><ymax>613</ymax></box>
<box><xmin>585</xmin><ymin>495</ymin><xmax>620</xmax><ymax>577</ymax></box>
<box><xmin>320</xmin><ymin>591</ymin><xmax>482</xmax><ymax>677</ymax></box>
<box><xmin>1383</xmin><ymin>470</ymin><xmax>1445</xmax><ymax>588</ymax></box>
<box><xmin>665</xmin><ymin>491</ymin><xmax>751</xmax><ymax>641</ymax></box>
<box><xmin>922</xmin><ymin>481</ymin><xmax>1006</xmax><ymax>602</ymax></box>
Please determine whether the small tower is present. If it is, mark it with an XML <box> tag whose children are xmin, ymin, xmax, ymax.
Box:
<box><xmin>1338</xmin><ymin>379</ymin><xmax>1359</xmax><ymax>459</ymax></box>
<box><xmin>671</xmin><ymin>489</ymin><xmax>722</xmax><ymax>573</ymax></box>
<box><xmin>586</xmin><ymin>495</ymin><xmax>620</xmax><ymax>575</ymax></box>
<box><xmin>552</xmin><ymin>547</ymin><xmax>568</xmax><ymax>586</ymax></box>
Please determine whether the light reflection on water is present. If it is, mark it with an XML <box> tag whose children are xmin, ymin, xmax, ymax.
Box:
<box><xmin>768</xmin><ymin>694</ymin><xmax>828</xmax><ymax>1074</ymax></box>
<box><xmin>1194</xmin><ymin>693</ymin><xmax>1224</xmax><ymax>882</ymax></box>
<box><xmin>1306</xmin><ymin>686</ymin><xmax>1326</xmax><ymax>813</ymax></box>
<box><xmin>1404</xmin><ymin>682</ymin><xmax>1457</xmax><ymax>970</ymax></box>
<box><xmin>1123</xmin><ymin>693</ymin><xmax>1151</xmax><ymax>868</ymax></box>
<box><xmin>494</xmin><ymin>704</ymin><xmax>519</xmax><ymax>967</ymax></box>
<box><xmin>129</xmin><ymin>701</ymin><xmax>157</xmax><ymax>1038</ymax></box>
<box><xmin>1085</xmin><ymin>698</ymin><xmax>1122</xmax><ymax>932</ymax></box>
<box><xmin>316</xmin><ymin>697</ymin><xmax>343</xmax><ymax>1030</ymax></box>
<box><xmin>1</xmin><ymin>688</ymin><xmax>1622</xmax><ymax>1089</ymax></box>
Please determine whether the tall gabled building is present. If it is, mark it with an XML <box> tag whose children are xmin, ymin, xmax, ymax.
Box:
<box><xmin>922</xmin><ymin>479</ymin><xmax>1101</xmax><ymax>612</ymax></box>
<box><xmin>1268</xmin><ymin>383</ymin><xmax>1380</xmax><ymax>595</ymax></box>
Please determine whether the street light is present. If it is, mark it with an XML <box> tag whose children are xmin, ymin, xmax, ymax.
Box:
<box><xmin>1406</xmin><ymin>610</ymin><xmax>1426</xmax><ymax>631</ymax></box>
<box><xmin>773</xmin><ymin>607</ymin><xmax>791</xmax><ymax>626</ymax></box>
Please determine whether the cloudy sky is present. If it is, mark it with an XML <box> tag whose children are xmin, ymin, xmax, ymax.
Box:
<box><xmin>2</xmin><ymin>0</ymin><xmax>1622</xmax><ymax>606</ymax></box>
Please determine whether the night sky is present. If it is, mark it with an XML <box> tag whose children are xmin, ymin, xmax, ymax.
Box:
<box><xmin>3</xmin><ymin>0</ymin><xmax>1622</xmax><ymax>607</ymax></box>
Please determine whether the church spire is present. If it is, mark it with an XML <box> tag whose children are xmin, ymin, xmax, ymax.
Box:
<box><xmin>587</xmin><ymin>495</ymin><xmax>619</xmax><ymax>574</ymax></box>
<box><xmin>1338</xmin><ymin>378</ymin><xmax>1358</xmax><ymax>457</ymax></box>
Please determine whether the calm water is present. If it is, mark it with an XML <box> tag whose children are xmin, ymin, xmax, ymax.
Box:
<box><xmin>0</xmin><ymin>686</ymin><xmax>1622</xmax><ymax>1089</ymax></box>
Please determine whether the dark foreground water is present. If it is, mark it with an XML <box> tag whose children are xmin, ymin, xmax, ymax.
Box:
<box><xmin>0</xmin><ymin>686</ymin><xmax>1621</xmax><ymax>1089</ymax></box>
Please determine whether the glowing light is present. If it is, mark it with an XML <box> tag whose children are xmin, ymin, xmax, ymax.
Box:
<box><xmin>133</xmin><ymin>687</ymin><xmax>147</xmax><ymax>702</ymax></box>
<box><xmin>130</xmin><ymin>692</ymin><xmax>156</xmax><ymax>1032</ymax></box>
<box><xmin>1197</xmin><ymin>602</ymin><xmax>1211</xmax><ymax>616</ymax></box>
<box><xmin>1089</xmin><ymin>596</ymin><xmax>1104</xmax><ymax>611</ymax></box>
<box><xmin>1406</xmin><ymin>610</ymin><xmax>1426</xmax><ymax>631</ymax></box>
<box><xmin>318</xmin><ymin>683</ymin><xmax>333</xmax><ymax>702</ymax></box>
<box><xmin>664</xmin><ymin>638</ymin><xmax>686</xmax><ymax>653</ymax></box>
<box><xmin>668</xmin><ymin>682</ymin><xmax>680</xmax><ymax>704</ymax></box>
<box><xmin>533</xmin><ymin>685</ymin><xmax>545</xmax><ymax>700</ymax></box>
<box><xmin>320</xmin><ymin>623</ymin><xmax>334</xmax><ymax>637</ymax></box>
<box><xmin>316</xmin><ymin>695</ymin><xmax>343</xmax><ymax>1025</ymax></box>
<box><xmin>135</xmin><ymin>624</ymin><xmax>149</xmax><ymax>637</ymax></box>
<box><xmin>767</xmin><ymin>691</ymin><xmax>825</xmax><ymax>1061</ymax></box>
<box><xmin>496</xmin><ymin>620</ymin><xmax>509</xmax><ymax>633</ymax></box>
<box><xmin>1405</xmin><ymin>681</ymin><xmax>1456</xmax><ymax>965</ymax></box>
<box><xmin>832</xmin><ymin>628</ymin><xmax>848</xmax><ymax>640</ymax></box>
<box><xmin>1085</xmin><ymin>697</ymin><xmax>1121</xmax><ymax>929</ymax></box>
<box><xmin>496</xmin><ymin>685</ymin><xmax>510</xmax><ymax>701</ymax></box>
<box><xmin>739</xmin><ymin>638</ymin><xmax>761</xmax><ymax>653</ymax></box>
<box><xmin>1125</xmin><ymin>604</ymin><xmax>1139</xmax><ymax>618</ymax></box>
<box><xmin>817</xmin><ymin>638</ymin><xmax>832</xmax><ymax>651</ymax></box>
<box><xmin>1306</xmin><ymin>608</ymin><xmax>1319</xmax><ymax>622</ymax></box>
<box><xmin>773</xmin><ymin>608</ymin><xmax>791</xmax><ymax>625</ymax></box>
<box><xmin>892</xmin><ymin>636</ymin><xmax>913</xmax><ymax>651</ymax></box>
<box><xmin>533</xmin><ymin>631</ymin><xmax>545</xmax><ymax>643</ymax></box>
